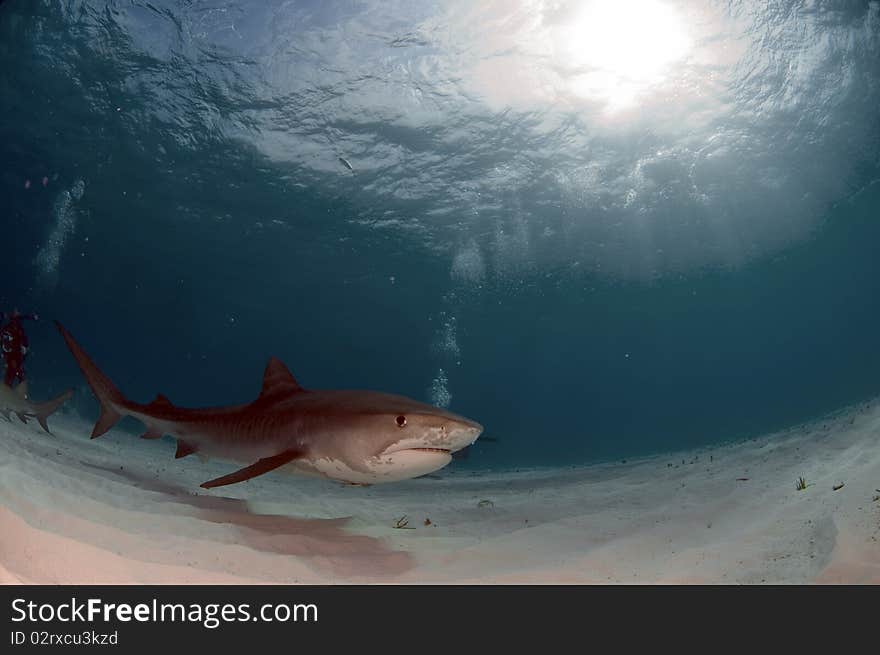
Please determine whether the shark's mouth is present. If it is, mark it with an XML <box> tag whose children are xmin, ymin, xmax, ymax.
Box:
<box><xmin>382</xmin><ymin>438</ymin><xmax>458</xmax><ymax>457</ymax></box>
<box><xmin>406</xmin><ymin>447</ymin><xmax>451</xmax><ymax>454</ymax></box>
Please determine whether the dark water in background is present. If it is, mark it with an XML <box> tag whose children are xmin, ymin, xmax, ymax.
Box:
<box><xmin>1</xmin><ymin>0</ymin><xmax>879</xmax><ymax>469</ymax></box>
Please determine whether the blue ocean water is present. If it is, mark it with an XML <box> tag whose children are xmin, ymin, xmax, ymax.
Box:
<box><xmin>1</xmin><ymin>0</ymin><xmax>878</xmax><ymax>470</ymax></box>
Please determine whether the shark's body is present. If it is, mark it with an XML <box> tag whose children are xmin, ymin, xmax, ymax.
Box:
<box><xmin>56</xmin><ymin>322</ymin><xmax>483</xmax><ymax>489</ymax></box>
<box><xmin>0</xmin><ymin>381</ymin><xmax>73</xmax><ymax>434</ymax></box>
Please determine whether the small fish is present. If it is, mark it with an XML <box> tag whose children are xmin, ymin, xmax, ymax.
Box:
<box><xmin>338</xmin><ymin>156</ymin><xmax>353</xmax><ymax>171</ymax></box>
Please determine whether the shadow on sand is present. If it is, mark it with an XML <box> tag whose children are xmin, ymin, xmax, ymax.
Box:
<box><xmin>80</xmin><ymin>461</ymin><xmax>414</xmax><ymax>580</ymax></box>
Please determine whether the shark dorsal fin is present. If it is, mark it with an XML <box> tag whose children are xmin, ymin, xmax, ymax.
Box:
<box><xmin>15</xmin><ymin>382</ymin><xmax>28</xmax><ymax>399</ymax></box>
<box><xmin>148</xmin><ymin>394</ymin><xmax>174</xmax><ymax>409</ymax></box>
<box><xmin>258</xmin><ymin>357</ymin><xmax>304</xmax><ymax>401</ymax></box>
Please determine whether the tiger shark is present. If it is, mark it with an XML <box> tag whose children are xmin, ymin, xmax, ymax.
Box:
<box><xmin>55</xmin><ymin>322</ymin><xmax>483</xmax><ymax>489</ymax></box>
<box><xmin>0</xmin><ymin>381</ymin><xmax>73</xmax><ymax>434</ymax></box>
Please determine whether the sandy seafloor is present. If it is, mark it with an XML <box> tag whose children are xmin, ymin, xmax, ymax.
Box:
<box><xmin>1</xmin><ymin>401</ymin><xmax>878</xmax><ymax>584</ymax></box>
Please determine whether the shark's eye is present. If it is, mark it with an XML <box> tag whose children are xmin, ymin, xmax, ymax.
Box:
<box><xmin>395</xmin><ymin>415</ymin><xmax>407</xmax><ymax>428</ymax></box>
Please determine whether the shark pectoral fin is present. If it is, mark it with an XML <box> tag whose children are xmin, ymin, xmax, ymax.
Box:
<box><xmin>199</xmin><ymin>449</ymin><xmax>304</xmax><ymax>489</ymax></box>
<box><xmin>175</xmin><ymin>439</ymin><xmax>198</xmax><ymax>459</ymax></box>
<box><xmin>16</xmin><ymin>412</ymin><xmax>29</xmax><ymax>425</ymax></box>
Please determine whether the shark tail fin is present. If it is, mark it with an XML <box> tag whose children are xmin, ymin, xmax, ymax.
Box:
<box><xmin>34</xmin><ymin>389</ymin><xmax>74</xmax><ymax>435</ymax></box>
<box><xmin>54</xmin><ymin>322</ymin><xmax>126</xmax><ymax>438</ymax></box>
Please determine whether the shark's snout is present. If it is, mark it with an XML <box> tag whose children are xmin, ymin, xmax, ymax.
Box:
<box><xmin>439</xmin><ymin>416</ymin><xmax>483</xmax><ymax>453</ymax></box>
<box><xmin>455</xmin><ymin>419</ymin><xmax>483</xmax><ymax>449</ymax></box>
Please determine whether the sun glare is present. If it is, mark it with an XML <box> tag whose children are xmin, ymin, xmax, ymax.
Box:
<box><xmin>559</xmin><ymin>0</ymin><xmax>691</xmax><ymax>110</ymax></box>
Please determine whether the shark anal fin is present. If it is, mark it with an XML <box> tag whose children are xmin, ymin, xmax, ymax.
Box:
<box><xmin>175</xmin><ymin>439</ymin><xmax>198</xmax><ymax>459</ymax></box>
<box><xmin>200</xmin><ymin>449</ymin><xmax>304</xmax><ymax>489</ymax></box>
